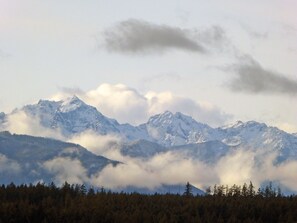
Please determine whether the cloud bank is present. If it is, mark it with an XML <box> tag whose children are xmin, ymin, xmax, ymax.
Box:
<box><xmin>52</xmin><ymin>83</ymin><xmax>230</xmax><ymax>126</ymax></box>
<box><xmin>0</xmin><ymin>110</ymin><xmax>64</xmax><ymax>140</ymax></box>
<box><xmin>43</xmin><ymin>157</ymin><xmax>89</xmax><ymax>185</ymax></box>
<box><xmin>66</xmin><ymin>134</ymin><xmax>297</xmax><ymax>193</ymax></box>
<box><xmin>99</xmin><ymin>149</ymin><xmax>297</xmax><ymax>193</ymax></box>
<box><xmin>228</xmin><ymin>55</ymin><xmax>297</xmax><ymax>95</ymax></box>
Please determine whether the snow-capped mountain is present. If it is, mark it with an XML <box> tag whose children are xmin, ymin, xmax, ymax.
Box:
<box><xmin>1</xmin><ymin>96</ymin><xmax>297</xmax><ymax>193</ymax></box>
<box><xmin>0</xmin><ymin>131</ymin><xmax>118</xmax><ymax>185</ymax></box>
<box><xmin>14</xmin><ymin>96</ymin><xmax>149</xmax><ymax>141</ymax></box>
<box><xmin>2</xmin><ymin>96</ymin><xmax>297</xmax><ymax>162</ymax></box>
<box><xmin>139</xmin><ymin>111</ymin><xmax>214</xmax><ymax>147</ymax></box>
<box><xmin>215</xmin><ymin>121</ymin><xmax>297</xmax><ymax>162</ymax></box>
<box><xmin>21</xmin><ymin>96</ymin><xmax>121</xmax><ymax>136</ymax></box>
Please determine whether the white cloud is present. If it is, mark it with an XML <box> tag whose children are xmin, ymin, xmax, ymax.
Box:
<box><xmin>146</xmin><ymin>91</ymin><xmax>231</xmax><ymax>126</ymax></box>
<box><xmin>91</xmin><ymin>151</ymin><xmax>217</xmax><ymax>190</ymax></box>
<box><xmin>215</xmin><ymin>150</ymin><xmax>257</xmax><ymax>186</ymax></box>
<box><xmin>69</xmin><ymin>130</ymin><xmax>122</xmax><ymax>156</ymax></box>
<box><xmin>51</xmin><ymin>83</ymin><xmax>230</xmax><ymax>126</ymax></box>
<box><xmin>43</xmin><ymin>157</ymin><xmax>89</xmax><ymax>186</ymax></box>
<box><xmin>276</xmin><ymin>122</ymin><xmax>297</xmax><ymax>134</ymax></box>
<box><xmin>0</xmin><ymin>154</ymin><xmax>21</xmax><ymax>174</ymax></box>
<box><xmin>0</xmin><ymin>110</ymin><xmax>64</xmax><ymax>140</ymax></box>
<box><xmin>82</xmin><ymin>134</ymin><xmax>297</xmax><ymax>192</ymax></box>
<box><xmin>85</xmin><ymin>84</ymin><xmax>149</xmax><ymax>124</ymax></box>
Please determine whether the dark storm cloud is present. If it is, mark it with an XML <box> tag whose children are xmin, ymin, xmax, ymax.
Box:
<box><xmin>229</xmin><ymin>56</ymin><xmax>297</xmax><ymax>95</ymax></box>
<box><xmin>102</xmin><ymin>19</ymin><xmax>206</xmax><ymax>54</ymax></box>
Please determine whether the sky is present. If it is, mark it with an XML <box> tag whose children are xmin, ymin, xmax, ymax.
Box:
<box><xmin>0</xmin><ymin>0</ymin><xmax>297</xmax><ymax>132</ymax></box>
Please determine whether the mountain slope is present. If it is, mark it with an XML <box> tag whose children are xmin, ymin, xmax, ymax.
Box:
<box><xmin>0</xmin><ymin>131</ymin><xmax>118</xmax><ymax>184</ymax></box>
<box><xmin>119</xmin><ymin>139</ymin><xmax>166</xmax><ymax>158</ymax></box>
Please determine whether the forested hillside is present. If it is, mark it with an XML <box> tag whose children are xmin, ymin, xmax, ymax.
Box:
<box><xmin>0</xmin><ymin>182</ymin><xmax>296</xmax><ymax>223</ymax></box>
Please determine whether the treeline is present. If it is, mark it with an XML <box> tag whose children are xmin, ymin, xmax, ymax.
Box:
<box><xmin>0</xmin><ymin>182</ymin><xmax>297</xmax><ymax>223</ymax></box>
<box><xmin>206</xmin><ymin>181</ymin><xmax>283</xmax><ymax>198</ymax></box>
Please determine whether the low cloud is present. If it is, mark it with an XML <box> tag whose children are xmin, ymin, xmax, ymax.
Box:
<box><xmin>91</xmin><ymin>151</ymin><xmax>217</xmax><ymax>190</ymax></box>
<box><xmin>43</xmin><ymin>157</ymin><xmax>89</xmax><ymax>186</ymax></box>
<box><xmin>66</xmin><ymin>130</ymin><xmax>297</xmax><ymax>192</ymax></box>
<box><xmin>69</xmin><ymin>130</ymin><xmax>122</xmax><ymax>156</ymax></box>
<box><xmin>117</xmin><ymin>151</ymin><xmax>297</xmax><ymax>192</ymax></box>
<box><xmin>51</xmin><ymin>83</ymin><xmax>230</xmax><ymax>126</ymax></box>
<box><xmin>0</xmin><ymin>154</ymin><xmax>21</xmax><ymax>174</ymax></box>
<box><xmin>71</xmin><ymin>135</ymin><xmax>297</xmax><ymax>193</ymax></box>
<box><xmin>102</xmin><ymin>19</ymin><xmax>228</xmax><ymax>54</ymax></box>
<box><xmin>228</xmin><ymin>55</ymin><xmax>297</xmax><ymax>95</ymax></box>
<box><xmin>0</xmin><ymin>110</ymin><xmax>64</xmax><ymax>140</ymax></box>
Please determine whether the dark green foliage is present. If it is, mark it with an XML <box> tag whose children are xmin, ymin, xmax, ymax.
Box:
<box><xmin>0</xmin><ymin>182</ymin><xmax>296</xmax><ymax>223</ymax></box>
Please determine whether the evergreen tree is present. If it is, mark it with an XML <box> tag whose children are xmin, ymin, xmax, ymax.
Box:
<box><xmin>183</xmin><ymin>182</ymin><xmax>193</xmax><ymax>197</ymax></box>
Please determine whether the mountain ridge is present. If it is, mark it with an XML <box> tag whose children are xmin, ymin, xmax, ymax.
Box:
<box><xmin>1</xmin><ymin>96</ymin><xmax>297</xmax><ymax>193</ymax></box>
<box><xmin>1</xmin><ymin>96</ymin><xmax>297</xmax><ymax>149</ymax></box>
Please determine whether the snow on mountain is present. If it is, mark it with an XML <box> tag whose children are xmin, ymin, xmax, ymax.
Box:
<box><xmin>0</xmin><ymin>131</ymin><xmax>118</xmax><ymax>185</ymax></box>
<box><xmin>216</xmin><ymin>121</ymin><xmax>297</xmax><ymax>162</ymax></box>
<box><xmin>2</xmin><ymin>96</ymin><xmax>297</xmax><ymax>163</ymax></box>
<box><xmin>19</xmin><ymin>96</ymin><xmax>149</xmax><ymax>140</ymax></box>
<box><xmin>140</xmin><ymin>111</ymin><xmax>214</xmax><ymax>147</ymax></box>
<box><xmin>22</xmin><ymin>96</ymin><xmax>120</xmax><ymax>136</ymax></box>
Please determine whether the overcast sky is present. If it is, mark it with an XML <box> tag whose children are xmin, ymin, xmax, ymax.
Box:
<box><xmin>0</xmin><ymin>0</ymin><xmax>296</xmax><ymax>132</ymax></box>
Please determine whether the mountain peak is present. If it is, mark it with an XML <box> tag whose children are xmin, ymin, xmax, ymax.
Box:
<box><xmin>144</xmin><ymin>111</ymin><xmax>212</xmax><ymax>146</ymax></box>
<box><xmin>230</xmin><ymin>120</ymin><xmax>244</xmax><ymax>128</ymax></box>
<box><xmin>222</xmin><ymin>120</ymin><xmax>267</xmax><ymax>130</ymax></box>
<box><xmin>149</xmin><ymin>111</ymin><xmax>195</xmax><ymax>123</ymax></box>
<box><xmin>60</xmin><ymin>95</ymin><xmax>86</xmax><ymax>113</ymax></box>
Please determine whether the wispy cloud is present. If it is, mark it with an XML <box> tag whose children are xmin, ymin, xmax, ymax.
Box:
<box><xmin>227</xmin><ymin>55</ymin><xmax>297</xmax><ymax>95</ymax></box>
<box><xmin>102</xmin><ymin>19</ymin><xmax>228</xmax><ymax>54</ymax></box>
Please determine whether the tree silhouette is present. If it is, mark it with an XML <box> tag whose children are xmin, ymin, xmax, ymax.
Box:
<box><xmin>183</xmin><ymin>182</ymin><xmax>193</xmax><ymax>197</ymax></box>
